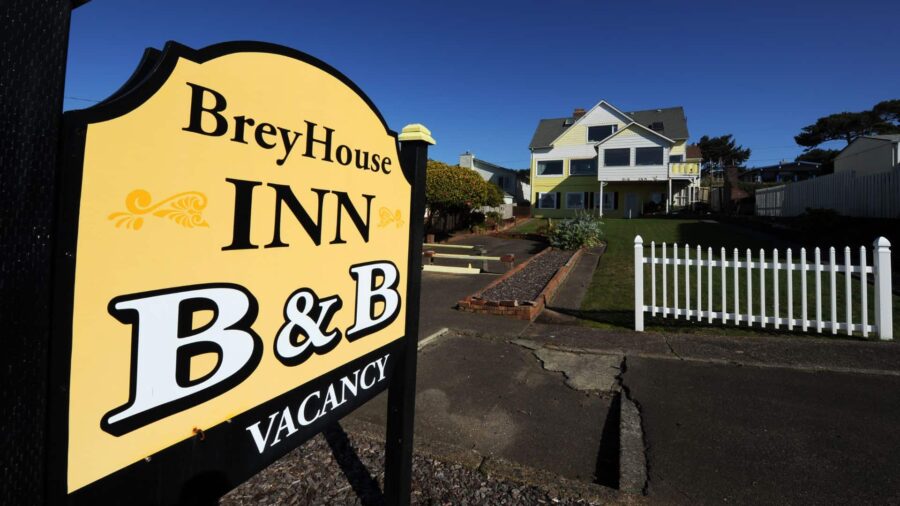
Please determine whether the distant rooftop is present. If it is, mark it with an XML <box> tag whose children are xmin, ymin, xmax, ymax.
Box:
<box><xmin>866</xmin><ymin>134</ymin><xmax>900</xmax><ymax>142</ymax></box>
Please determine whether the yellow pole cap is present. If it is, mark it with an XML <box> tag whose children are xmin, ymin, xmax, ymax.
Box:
<box><xmin>399</xmin><ymin>124</ymin><xmax>436</xmax><ymax>145</ymax></box>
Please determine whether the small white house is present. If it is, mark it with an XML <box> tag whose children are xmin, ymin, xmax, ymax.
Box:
<box><xmin>834</xmin><ymin>134</ymin><xmax>900</xmax><ymax>176</ymax></box>
<box><xmin>459</xmin><ymin>152</ymin><xmax>530</xmax><ymax>204</ymax></box>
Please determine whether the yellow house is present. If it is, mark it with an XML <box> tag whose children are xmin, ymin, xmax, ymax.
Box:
<box><xmin>529</xmin><ymin>101</ymin><xmax>701</xmax><ymax>218</ymax></box>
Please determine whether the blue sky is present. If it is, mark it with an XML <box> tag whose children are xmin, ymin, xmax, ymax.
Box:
<box><xmin>64</xmin><ymin>0</ymin><xmax>899</xmax><ymax>169</ymax></box>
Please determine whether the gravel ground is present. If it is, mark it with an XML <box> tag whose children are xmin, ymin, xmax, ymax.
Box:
<box><xmin>480</xmin><ymin>250</ymin><xmax>574</xmax><ymax>303</ymax></box>
<box><xmin>221</xmin><ymin>423</ymin><xmax>606</xmax><ymax>505</ymax></box>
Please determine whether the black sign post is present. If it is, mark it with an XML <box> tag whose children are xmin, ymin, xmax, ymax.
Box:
<box><xmin>385</xmin><ymin>131</ymin><xmax>430</xmax><ymax>505</ymax></box>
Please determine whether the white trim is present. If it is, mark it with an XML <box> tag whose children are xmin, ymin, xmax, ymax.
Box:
<box><xmin>585</xmin><ymin>124</ymin><xmax>619</xmax><ymax>143</ymax></box>
<box><xmin>603</xmin><ymin>147</ymin><xmax>631</xmax><ymax>167</ymax></box>
<box><xmin>635</xmin><ymin>146</ymin><xmax>666</xmax><ymax>166</ymax></box>
<box><xmin>535</xmin><ymin>159</ymin><xmax>564</xmax><ymax>177</ymax></box>
<box><xmin>546</xmin><ymin>100</ymin><xmax>634</xmax><ymax>147</ymax></box>
<box><xmin>569</xmin><ymin>157</ymin><xmax>598</xmax><ymax>176</ymax></box>
<box><xmin>595</xmin><ymin>121</ymin><xmax>675</xmax><ymax>147</ymax></box>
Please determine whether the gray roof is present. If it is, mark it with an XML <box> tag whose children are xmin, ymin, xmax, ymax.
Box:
<box><xmin>528</xmin><ymin>117</ymin><xmax>573</xmax><ymax>150</ymax></box>
<box><xmin>529</xmin><ymin>106</ymin><xmax>689</xmax><ymax>149</ymax></box>
<box><xmin>627</xmin><ymin>107</ymin><xmax>689</xmax><ymax>140</ymax></box>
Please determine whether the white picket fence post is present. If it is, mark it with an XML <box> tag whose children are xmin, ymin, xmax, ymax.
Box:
<box><xmin>874</xmin><ymin>237</ymin><xmax>892</xmax><ymax>340</ymax></box>
<box><xmin>633</xmin><ymin>235</ymin><xmax>893</xmax><ymax>340</ymax></box>
<box><xmin>634</xmin><ymin>235</ymin><xmax>644</xmax><ymax>332</ymax></box>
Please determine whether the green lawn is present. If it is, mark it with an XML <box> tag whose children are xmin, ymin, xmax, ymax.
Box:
<box><xmin>508</xmin><ymin>217</ymin><xmax>545</xmax><ymax>235</ymax></box>
<box><xmin>574</xmin><ymin>218</ymin><xmax>900</xmax><ymax>339</ymax></box>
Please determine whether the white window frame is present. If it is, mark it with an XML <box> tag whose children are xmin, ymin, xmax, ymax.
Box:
<box><xmin>586</xmin><ymin>124</ymin><xmax>618</xmax><ymax>143</ymax></box>
<box><xmin>536</xmin><ymin>160</ymin><xmax>564</xmax><ymax>177</ymax></box>
<box><xmin>635</xmin><ymin>146</ymin><xmax>665</xmax><ymax>166</ymax></box>
<box><xmin>565</xmin><ymin>192</ymin><xmax>585</xmax><ymax>209</ymax></box>
<box><xmin>537</xmin><ymin>192</ymin><xmax>557</xmax><ymax>209</ymax></box>
<box><xmin>603</xmin><ymin>148</ymin><xmax>631</xmax><ymax>167</ymax></box>
<box><xmin>569</xmin><ymin>158</ymin><xmax>598</xmax><ymax>176</ymax></box>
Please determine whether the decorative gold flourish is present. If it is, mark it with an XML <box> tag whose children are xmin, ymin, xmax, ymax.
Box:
<box><xmin>378</xmin><ymin>207</ymin><xmax>404</xmax><ymax>228</ymax></box>
<box><xmin>108</xmin><ymin>189</ymin><xmax>209</xmax><ymax>230</ymax></box>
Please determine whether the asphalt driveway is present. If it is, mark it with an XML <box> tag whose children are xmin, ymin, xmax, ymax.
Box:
<box><xmin>623</xmin><ymin>356</ymin><xmax>900</xmax><ymax>505</ymax></box>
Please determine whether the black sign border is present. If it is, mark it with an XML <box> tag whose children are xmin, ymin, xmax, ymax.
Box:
<box><xmin>49</xmin><ymin>40</ymin><xmax>423</xmax><ymax>504</ymax></box>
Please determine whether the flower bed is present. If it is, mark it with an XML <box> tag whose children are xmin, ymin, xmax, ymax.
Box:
<box><xmin>457</xmin><ymin>248</ymin><xmax>584</xmax><ymax>320</ymax></box>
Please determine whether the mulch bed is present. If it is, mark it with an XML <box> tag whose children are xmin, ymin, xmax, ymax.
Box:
<box><xmin>221</xmin><ymin>424</ymin><xmax>604</xmax><ymax>505</ymax></box>
<box><xmin>480</xmin><ymin>250</ymin><xmax>574</xmax><ymax>303</ymax></box>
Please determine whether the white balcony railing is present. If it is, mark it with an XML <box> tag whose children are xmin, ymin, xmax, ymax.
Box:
<box><xmin>669</xmin><ymin>161</ymin><xmax>700</xmax><ymax>178</ymax></box>
<box><xmin>597</xmin><ymin>161</ymin><xmax>701</xmax><ymax>182</ymax></box>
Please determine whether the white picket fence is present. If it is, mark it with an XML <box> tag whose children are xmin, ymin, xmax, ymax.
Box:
<box><xmin>633</xmin><ymin>235</ymin><xmax>894</xmax><ymax>340</ymax></box>
<box><xmin>756</xmin><ymin>171</ymin><xmax>900</xmax><ymax>218</ymax></box>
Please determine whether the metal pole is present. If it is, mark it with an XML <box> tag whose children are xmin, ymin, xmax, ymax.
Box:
<box><xmin>598</xmin><ymin>181</ymin><xmax>605</xmax><ymax>218</ymax></box>
<box><xmin>0</xmin><ymin>1</ymin><xmax>85</xmax><ymax>503</ymax></box>
<box><xmin>667</xmin><ymin>178</ymin><xmax>672</xmax><ymax>214</ymax></box>
<box><xmin>383</xmin><ymin>125</ymin><xmax>433</xmax><ymax>505</ymax></box>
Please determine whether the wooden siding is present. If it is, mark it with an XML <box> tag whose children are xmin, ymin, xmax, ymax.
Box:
<box><xmin>553</xmin><ymin>102</ymin><xmax>630</xmax><ymax>147</ymax></box>
<box><xmin>596</xmin><ymin>125</ymin><xmax>670</xmax><ymax>181</ymax></box>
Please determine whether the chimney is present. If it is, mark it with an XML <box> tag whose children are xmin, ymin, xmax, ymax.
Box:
<box><xmin>573</xmin><ymin>108</ymin><xmax>586</xmax><ymax>119</ymax></box>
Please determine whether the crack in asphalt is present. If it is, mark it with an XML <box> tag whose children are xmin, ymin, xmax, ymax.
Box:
<box><xmin>663</xmin><ymin>335</ymin><xmax>684</xmax><ymax>360</ymax></box>
<box><xmin>616</xmin><ymin>357</ymin><xmax>649</xmax><ymax>496</ymax></box>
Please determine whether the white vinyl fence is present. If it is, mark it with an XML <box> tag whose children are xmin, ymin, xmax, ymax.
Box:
<box><xmin>633</xmin><ymin>235</ymin><xmax>894</xmax><ymax>340</ymax></box>
<box><xmin>756</xmin><ymin>171</ymin><xmax>900</xmax><ymax>218</ymax></box>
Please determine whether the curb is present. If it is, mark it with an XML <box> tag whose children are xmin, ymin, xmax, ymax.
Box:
<box><xmin>417</xmin><ymin>327</ymin><xmax>449</xmax><ymax>350</ymax></box>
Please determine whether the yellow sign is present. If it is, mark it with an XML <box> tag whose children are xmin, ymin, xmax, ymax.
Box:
<box><xmin>56</xmin><ymin>42</ymin><xmax>417</xmax><ymax>497</ymax></box>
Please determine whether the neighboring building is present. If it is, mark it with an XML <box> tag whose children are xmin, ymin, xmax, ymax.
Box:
<box><xmin>459</xmin><ymin>152</ymin><xmax>529</xmax><ymax>204</ymax></box>
<box><xmin>738</xmin><ymin>160</ymin><xmax>824</xmax><ymax>183</ymax></box>
<box><xmin>528</xmin><ymin>101</ymin><xmax>700</xmax><ymax>218</ymax></box>
<box><xmin>834</xmin><ymin>135</ymin><xmax>900</xmax><ymax>176</ymax></box>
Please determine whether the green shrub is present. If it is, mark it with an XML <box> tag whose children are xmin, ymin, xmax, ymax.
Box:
<box><xmin>425</xmin><ymin>160</ymin><xmax>504</xmax><ymax>211</ymax></box>
<box><xmin>425</xmin><ymin>160</ymin><xmax>505</xmax><ymax>232</ymax></box>
<box><xmin>548</xmin><ymin>212</ymin><xmax>605</xmax><ymax>250</ymax></box>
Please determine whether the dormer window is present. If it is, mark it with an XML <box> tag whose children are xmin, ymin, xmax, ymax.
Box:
<box><xmin>588</xmin><ymin>125</ymin><xmax>617</xmax><ymax>142</ymax></box>
<box><xmin>649</xmin><ymin>122</ymin><xmax>664</xmax><ymax>132</ymax></box>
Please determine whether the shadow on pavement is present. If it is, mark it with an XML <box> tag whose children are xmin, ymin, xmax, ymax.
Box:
<box><xmin>548</xmin><ymin>307</ymin><xmax>871</xmax><ymax>341</ymax></box>
<box><xmin>323</xmin><ymin>422</ymin><xmax>384</xmax><ymax>506</ymax></box>
<box><xmin>594</xmin><ymin>394</ymin><xmax>620</xmax><ymax>489</ymax></box>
